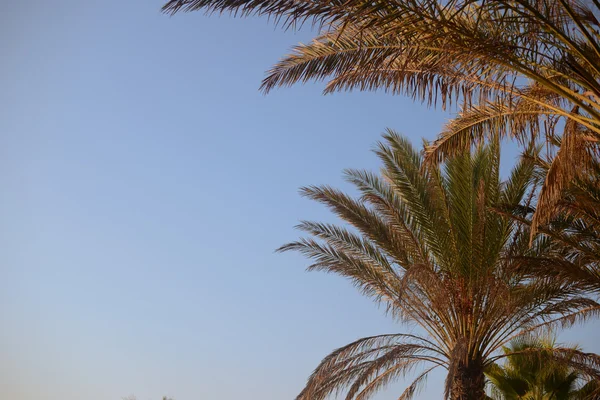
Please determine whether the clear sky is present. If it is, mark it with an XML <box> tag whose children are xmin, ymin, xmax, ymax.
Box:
<box><xmin>2</xmin><ymin>1</ymin><xmax>599</xmax><ymax>400</ymax></box>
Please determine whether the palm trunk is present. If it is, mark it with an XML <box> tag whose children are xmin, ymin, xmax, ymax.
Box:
<box><xmin>450</xmin><ymin>359</ymin><xmax>486</xmax><ymax>400</ymax></box>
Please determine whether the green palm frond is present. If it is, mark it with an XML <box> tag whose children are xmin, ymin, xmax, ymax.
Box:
<box><xmin>486</xmin><ymin>336</ymin><xmax>600</xmax><ymax>400</ymax></box>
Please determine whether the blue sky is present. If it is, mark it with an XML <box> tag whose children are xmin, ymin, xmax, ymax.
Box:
<box><xmin>2</xmin><ymin>1</ymin><xmax>599</xmax><ymax>399</ymax></box>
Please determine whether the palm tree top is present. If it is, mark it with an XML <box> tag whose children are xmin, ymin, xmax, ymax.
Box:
<box><xmin>278</xmin><ymin>131</ymin><xmax>599</xmax><ymax>399</ymax></box>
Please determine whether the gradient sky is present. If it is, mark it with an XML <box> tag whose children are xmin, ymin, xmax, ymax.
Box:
<box><xmin>2</xmin><ymin>1</ymin><xmax>599</xmax><ymax>400</ymax></box>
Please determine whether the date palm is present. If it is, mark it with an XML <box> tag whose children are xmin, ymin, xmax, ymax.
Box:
<box><xmin>162</xmin><ymin>0</ymin><xmax>600</xmax><ymax>234</ymax></box>
<box><xmin>277</xmin><ymin>131</ymin><xmax>598</xmax><ymax>400</ymax></box>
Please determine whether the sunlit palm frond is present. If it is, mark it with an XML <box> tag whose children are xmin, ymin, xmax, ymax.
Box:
<box><xmin>260</xmin><ymin>22</ymin><xmax>508</xmax><ymax>109</ymax></box>
<box><xmin>425</xmin><ymin>83</ymin><xmax>566</xmax><ymax>163</ymax></box>
<box><xmin>396</xmin><ymin>365</ymin><xmax>438</xmax><ymax>400</ymax></box>
<box><xmin>295</xmin><ymin>333</ymin><xmax>444</xmax><ymax>400</ymax></box>
<box><xmin>164</xmin><ymin>0</ymin><xmax>600</xmax><ymax>229</ymax></box>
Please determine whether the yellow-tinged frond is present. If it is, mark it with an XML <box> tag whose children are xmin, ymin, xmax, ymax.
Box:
<box><xmin>531</xmin><ymin>107</ymin><xmax>598</xmax><ymax>239</ymax></box>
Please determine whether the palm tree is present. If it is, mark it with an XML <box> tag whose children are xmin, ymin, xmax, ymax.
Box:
<box><xmin>162</xmin><ymin>0</ymin><xmax>600</xmax><ymax>234</ymax></box>
<box><xmin>486</xmin><ymin>336</ymin><xmax>599</xmax><ymax>399</ymax></box>
<box><xmin>277</xmin><ymin>131</ymin><xmax>598</xmax><ymax>400</ymax></box>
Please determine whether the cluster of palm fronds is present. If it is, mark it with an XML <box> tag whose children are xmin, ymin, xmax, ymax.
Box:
<box><xmin>162</xmin><ymin>0</ymin><xmax>600</xmax><ymax>399</ymax></box>
<box><xmin>486</xmin><ymin>336</ymin><xmax>599</xmax><ymax>399</ymax></box>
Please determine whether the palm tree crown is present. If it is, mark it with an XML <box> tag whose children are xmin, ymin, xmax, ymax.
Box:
<box><xmin>278</xmin><ymin>132</ymin><xmax>596</xmax><ymax>400</ymax></box>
